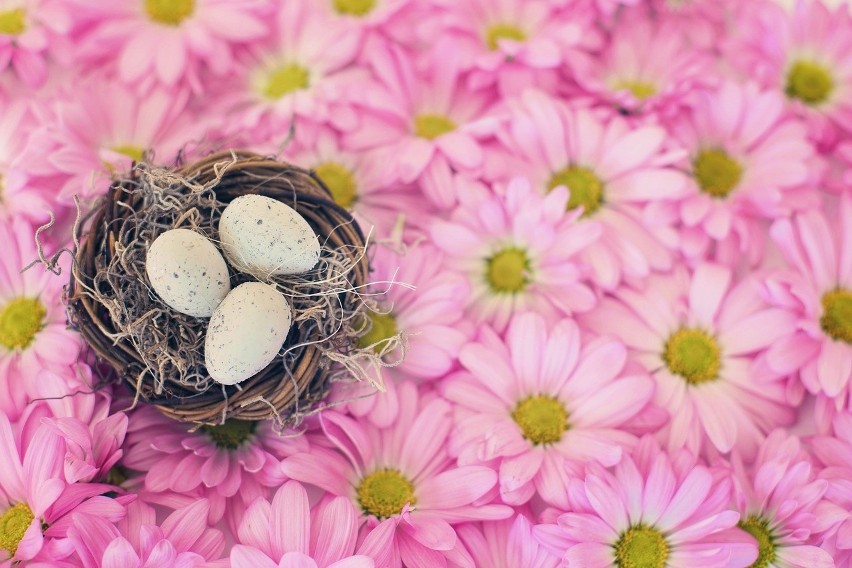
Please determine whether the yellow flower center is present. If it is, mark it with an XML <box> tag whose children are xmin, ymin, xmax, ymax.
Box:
<box><xmin>262</xmin><ymin>63</ymin><xmax>310</xmax><ymax>100</ymax></box>
<box><xmin>663</xmin><ymin>328</ymin><xmax>721</xmax><ymax>385</ymax></box>
<box><xmin>314</xmin><ymin>162</ymin><xmax>358</xmax><ymax>209</ymax></box>
<box><xmin>144</xmin><ymin>0</ymin><xmax>194</xmax><ymax>26</ymax></box>
<box><xmin>0</xmin><ymin>503</ymin><xmax>35</xmax><ymax>556</ymax></box>
<box><xmin>0</xmin><ymin>298</ymin><xmax>47</xmax><ymax>351</ymax></box>
<box><xmin>357</xmin><ymin>469</ymin><xmax>416</xmax><ymax>519</ymax></box>
<box><xmin>511</xmin><ymin>395</ymin><xmax>569</xmax><ymax>445</ymax></box>
<box><xmin>357</xmin><ymin>311</ymin><xmax>398</xmax><ymax>352</ymax></box>
<box><xmin>0</xmin><ymin>8</ymin><xmax>25</xmax><ymax>35</ymax></box>
<box><xmin>485</xmin><ymin>23</ymin><xmax>526</xmax><ymax>50</ymax></box>
<box><xmin>820</xmin><ymin>288</ymin><xmax>852</xmax><ymax>344</ymax></box>
<box><xmin>332</xmin><ymin>0</ymin><xmax>376</xmax><ymax>16</ymax></box>
<box><xmin>693</xmin><ymin>148</ymin><xmax>743</xmax><ymax>198</ymax></box>
<box><xmin>485</xmin><ymin>247</ymin><xmax>530</xmax><ymax>294</ymax></box>
<box><xmin>547</xmin><ymin>166</ymin><xmax>604</xmax><ymax>216</ymax></box>
<box><xmin>613</xmin><ymin>79</ymin><xmax>657</xmax><ymax>101</ymax></box>
<box><xmin>112</xmin><ymin>145</ymin><xmax>145</xmax><ymax>162</ymax></box>
<box><xmin>614</xmin><ymin>525</ymin><xmax>670</xmax><ymax>568</ymax></box>
<box><xmin>738</xmin><ymin>516</ymin><xmax>777</xmax><ymax>568</ymax></box>
<box><xmin>201</xmin><ymin>419</ymin><xmax>256</xmax><ymax>450</ymax></box>
<box><xmin>414</xmin><ymin>114</ymin><xmax>456</xmax><ymax>140</ymax></box>
<box><xmin>785</xmin><ymin>60</ymin><xmax>834</xmax><ymax>106</ymax></box>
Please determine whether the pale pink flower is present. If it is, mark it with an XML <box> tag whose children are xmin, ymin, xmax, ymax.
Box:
<box><xmin>231</xmin><ymin>481</ymin><xmax>374</xmax><ymax>568</ymax></box>
<box><xmin>457</xmin><ymin>515</ymin><xmax>559</xmax><ymax>568</ymax></box>
<box><xmin>644</xmin><ymin>0</ymin><xmax>735</xmax><ymax>51</ymax></box>
<box><xmin>443</xmin><ymin>312</ymin><xmax>654</xmax><ymax>508</ymax></box>
<box><xmin>68</xmin><ymin>0</ymin><xmax>269</xmax><ymax>90</ymax></box>
<box><xmin>0</xmin><ymin>0</ymin><xmax>72</xmax><ymax>87</ymax></box>
<box><xmin>430</xmin><ymin>177</ymin><xmax>600</xmax><ymax>332</ymax></box>
<box><xmin>485</xmin><ymin>89</ymin><xmax>689</xmax><ymax>289</ymax></box>
<box><xmin>764</xmin><ymin>195</ymin><xmax>852</xmax><ymax>409</ymax></box>
<box><xmin>533</xmin><ymin>436</ymin><xmax>758</xmax><ymax>567</ymax></box>
<box><xmin>810</xmin><ymin>412</ymin><xmax>852</xmax><ymax>565</ymax></box>
<box><xmin>667</xmin><ymin>81</ymin><xmax>822</xmax><ymax>265</ymax></box>
<box><xmin>581</xmin><ymin>263</ymin><xmax>798</xmax><ymax>457</ymax></box>
<box><xmin>281</xmin><ymin>382</ymin><xmax>513</xmax><ymax>568</ymax></box>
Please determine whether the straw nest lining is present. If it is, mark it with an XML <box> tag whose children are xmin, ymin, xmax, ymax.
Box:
<box><xmin>65</xmin><ymin>150</ymin><xmax>373</xmax><ymax>426</ymax></box>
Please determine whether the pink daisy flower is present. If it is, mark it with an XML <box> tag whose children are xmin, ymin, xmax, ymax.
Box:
<box><xmin>443</xmin><ymin>312</ymin><xmax>655</xmax><ymax>508</ymax></box>
<box><xmin>430</xmin><ymin>177</ymin><xmax>600</xmax><ymax>332</ymax></box>
<box><xmin>457</xmin><ymin>515</ymin><xmax>559</xmax><ymax>568</ymax></box>
<box><xmin>231</xmin><ymin>480</ymin><xmax>374</xmax><ymax>568</ymax></box>
<box><xmin>667</xmin><ymin>80</ymin><xmax>821</xmax><ymax>265</ymax></box>
<box><xmin>729</xmin><ymin>429</ymin><xmax>835</xmax><ymax>568</ymax></box>
<box><xmin>764</xmin><ymin>194</ymin><xmax>852</xmax><ymax>409</ymax></box>
<box><xmin>69</xmin><ymin>0</ymin><xmax>269</xmax><ymax>89</ymax></box>
<box><xmin>281</xmin><ymin>382</ymin><xmax>513</xmax><ymax>568</ymax></box>
<box><xmin>533</xmin><ymin>436</ymin><xmax>758</xmax><ymax>567</ymax></box>
<box><xmin>68</xmin><ymin>498</ymin><xmax>225</xmax><ymax>568</ymax></box>
<box><xmin>0</xmin><ymin>216</ymin><xmax>81</xmax><ymax>419</ymax></box>
<box><xmin>485</xmin><ymin>89</ymin><xmax>689</xmax><ymax>289</ymax></box>
<box><xmin>0</xmin><ymin>0</ymin><xmax>71</xmax><ymax>88</ymax></box>
<box><xmin>581</xmin><ymin>263</ymin><xmax>798</xmax><ymax>457</ymax></box>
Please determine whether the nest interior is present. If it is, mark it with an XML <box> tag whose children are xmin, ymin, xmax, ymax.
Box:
<box><xmin>66</xmin><ymin>150</ymin><xmax>370</xmax><ymax>425</ymax></box>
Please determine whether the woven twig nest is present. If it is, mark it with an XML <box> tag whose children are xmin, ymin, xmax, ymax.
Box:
<box><xmin>66</xmin><ymin>150</ymin><xmax>371</xmax><ymax>425</ymax></box>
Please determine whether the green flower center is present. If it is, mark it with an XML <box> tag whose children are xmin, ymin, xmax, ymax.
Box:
<box><xmin>314</xmin><ymin>162</ymin><xmax>358</xmax><ymax>209</ymax></box>
<box><xmin>663</xmin><ymin>328</ymin><xmax>721</xmax><ymax>385</ymax></box>
<box><xmin>357</xmin><ymin>311</ymin><xmax>398</xmax><ymax>352</ymax></box>
<box><xmin>485</xmin><ymin>23</ymin><xmax>526</xmax><ymax>50</ymax></box>
<box><xmin>263</xmin><ymin>64</ymin><xmax>310</xmax><ymax>100</ymax></box>
<box><xmin>511</xmin><ymin>395</ymin><xmax>569</xmax><ymax>445</ymax></box>
<box><xmin>738</xmin><ymin>515</ymin><xmax>777</xmax><ymax>568</ymax></box>
<box><xmin>785</xmin><ymin>60</ymin><xmax>834</xmax><ymax>106</ymax></box>
<box><xmin>485</xmin><ymin>247</ymin><xmax>530</xmax><ymax>294</ymax></box>
<box><xmin>414</xmin><ymin>114</ymin><xmax>456</xmax><ymax>140</ymax></box>
<box><xmin>0</xmin><ymin>503</ymin><xmax>35</xmax><ymax>556</ymax></box>
<box><xmin>820</xmin><ymin>288</ymin><xmax>852</xmax><ymax>344</ymax></box>
<box><xmin>112</xmin><ymin>145</ymin><xmax>145</xmax><ymax>162</ymax></box>
<box><xmin>613</xmin><ymin>80</ymin><xmax>657</xmax><ymax>101</ymax></box>
<box><xmin>332</xmin><ymin>0</ymin><xmax>376</xmax><ymax>16</ymax></box>
<box><xmin>144</xmin><ymin>0</ymin><xmax>194</xmax><ymax>26</ymax></box>
<box><xmin>201</xmin><ymin>419</ymin><xmax>257</xmax><ymax>450</ymax></box>
<box><xmin>547</xmin><ymin>166</ymin><xmax>604</xmax><ymax>216</ymax></box>
<box><xmin>357</xmin><ymin>469</ymin><xmax>416</xmax><ymax>519</ymax></box>
<box><xmin>0</xmin><ymin>298</ymin><xmax>47</xmax><ymax>351</ymax></box>
<box><xmin>614</xmin><ymin>525</ymin><xmax>670</xmax><ymax>568</ymax></box>
<box><xmin>0</xmin><ymin>9</ymin><xmax>25</xmax><ymax>35</ymax></box>
<box><xmin>693</xmin><ymin>148</ymin><xmax>743</xmax><ymax>198</ymax></box>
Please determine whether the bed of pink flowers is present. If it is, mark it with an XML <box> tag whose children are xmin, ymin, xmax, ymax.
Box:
<box><xmin>0</xmin><ymin>0</ymin><xmax>851</xmax><ymax>566</ymax></box>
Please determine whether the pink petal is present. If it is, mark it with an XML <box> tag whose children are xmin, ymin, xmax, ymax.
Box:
<box><xmin>161</xmin><ymin>499</ymin><xmax>210</xmax><ymax>552</ymax></box>
<box><xmin>312</xmin><ymin>497</ymin><xmax>359</xmax><ymax>566</ymax></box>
<box><xmin>230</xmin><ymin>545</ymin><xmax>278</xmax><ymax>568</ymax></box>
<box><xmin>271</xmin><ymin>481</ymin><xmax>310</xmax><ymax>557</ymax></box>
<box><xmin>689</xmin><ymin>264</ymin><xmax>731</xmax><ymax>326</ymax></box>
<box><xmin>658</xmin><ymin>467</ymin><xmax>712</xmax><ymax>529</ymax></box>
<box><xmin>436</xmin><ymin>132</ymin><xmax>482</xmax><ymax>169</ymax></box>
<box><xmin>103</xmin><ymin>537</ymin><xmax>141</xmax><ymax>568</ymax></box>
<box><xmin>817</xmin><ymin>341</ymin><xmax>852</xmax><ymax>397</ymax></box>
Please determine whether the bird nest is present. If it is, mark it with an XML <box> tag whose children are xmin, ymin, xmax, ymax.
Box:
<box><xmin>64</xmin><ymin>150</ymin><xmax>382</xmax><ymax>426</ymax></box>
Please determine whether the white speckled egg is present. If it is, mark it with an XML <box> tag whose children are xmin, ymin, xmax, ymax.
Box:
<box><xmin>204</xmin><ymin>282</ymin><xmax>292</xmax><ymax>385</ymax></box>
<box><xmin>218</xmin><ymin>195</ymin><xmax>320</xmax><ymax>277</ymax></box>
<box><xmin>145</xmin><ymin>229</ymin><xmax>231</xmax><ymax>318</ymax></box>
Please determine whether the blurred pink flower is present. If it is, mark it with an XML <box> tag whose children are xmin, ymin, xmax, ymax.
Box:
<box><xmin>0</xmin><ymin>0</ymin><xmax>72</xmax><ymax>87</ymax></box>
<box><xmin>811</xmin><ymin>412</ymin><xmax>852</xmax><ymax>565</ymax></box>
<box><xmin>444</xmin><ymin>312</ymin><xmax>655</xmax><ymax>508</ymax></box>
<box><xmin>457</xmin><ymin>515</ymin><xmax>559</xmax><ymax>568</ymax></box>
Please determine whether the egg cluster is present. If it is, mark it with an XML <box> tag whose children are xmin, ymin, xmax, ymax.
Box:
<box><xmin>144</xmin><ymin>194</ymin><xmax>321</xmax><ymax>386</ymax></box>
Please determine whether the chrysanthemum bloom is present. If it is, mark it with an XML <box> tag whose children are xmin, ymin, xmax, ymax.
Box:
<box><xmin>0</xmin><ymin>0</ymin><xmax>72</xmax><ymax>87</ymax></box>
<box><xmin>811</xmin><ymin>412</ymin><xmax>852</xmax><ymax>565</ymax></box>
<box><xmin>281</xmin><ymin>382</ymin><xmax>513</xmax><ymax>568</ymax></box>
<box><xmin>68</xmin><ymin>0</ymin><xmax>268</xmax><ymax>89</ymax></box>
<box><xmin>457</xmin><ymin>514</ymin><xmax>559</xmax><ymax>568</ymax></box>
<box><xmin>0</xmin><ymin>217</ymin><xmax>81</xmax><ymax>419</ymax></box>
<box><xmin>344</xmin><ymin>40</ymin><xmax>496</xmax><ymax>207</ymax></box>
<box><xmin>567</xmin><ymin>15</ymin><xmax>714</xmax><ymax>116</ymax></box>
<box><xmin>731</xmin><ymin>0</ymin><xmax>852</xmax><ymax>146</ymax></box>
<box><xmin>430</xmin><ymin>177</ymin><xmax>599</xmax><ymax>332</ymax></box>
<box><xmin>443</xmin><ymin>312</ymin><xmax>654</xmax><ymax>508</ymax></box>
<box><xmin>667</xmin><ymin>81</ymin><xmax>821</xmax><ymax>265</ymax></box>
<box><xmin>728</xmin><ymin>429</ymin><xmax>835</xmax><ymax>568</ymax></box>
<box><xmin>0</xmin><ymin>412</ymin><xmax>126</xmax><ymax>564</ymax></box>
<box><xmin>764</xmin><ymin>195</ymin><xmax>852</xmax><ymax>409</ymax></box>
<box><xmin>581</xmin><ymin>263</ymin><xmax>798</xmax><ymax>457</ymax></box>
<box><xmin>332</xmin><ymin>244</ymin><xmax>471</xmax><ymax>427</ymax></box>
<box><xmin>485</xmin><ymin>89</ymin><xmax>688</xmax><ymax>290</ymax></box>
<box><xmin>67</xmin><ymin>499</ymin><xmax>224</xmax><ymax>568</ymax></box>
<box><xmin>231</xmin><ymin>480</ymin><xmax>374</xmax><ymax>568</ymax></box>
<box><xmin>534</xmin><ymin>436</ymin><xmax>758</xmax><ymax>567</ymax></box>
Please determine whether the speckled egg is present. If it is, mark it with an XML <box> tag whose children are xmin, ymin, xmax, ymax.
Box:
<box><xmin>218</xmin><ymin>195</ymin><xmax>320</xmax><ymax>277</ymax></box>
<box><xmin>204</xmin><ymin>282</ymin><xmax>292</xmax><ymax>386</ymax></box>
<box><xmin>145</xmin><ymin>229</ymin><xmax>231</xmax><ymax>318</ymax></box>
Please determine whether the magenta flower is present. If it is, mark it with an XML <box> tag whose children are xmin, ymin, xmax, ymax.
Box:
<box><xmin>443</xmin><ymin>312</ymin><xmax>655</xmax><ymax>508</ymax></box>
<box><xmin>457</xmin><ymin>515</ymin><xmax>559</xmax><ymax>568</ymax></box>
